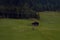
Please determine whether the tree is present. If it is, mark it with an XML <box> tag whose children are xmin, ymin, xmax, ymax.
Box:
<box><xmin>18</xmin><ymin>3</ymin><xmax>40</xmax><ymax>19</ymax></box>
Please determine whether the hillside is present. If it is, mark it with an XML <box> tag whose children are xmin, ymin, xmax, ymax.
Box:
<box><xmin>0</xmin><ymin>11</ymin><xmax>60</xmax><ymax>40</ymax></box>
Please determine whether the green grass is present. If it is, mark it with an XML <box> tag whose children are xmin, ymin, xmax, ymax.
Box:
<box><xmin>0</xmin><ymin>11</ymin><xmax>60</xmax><ymax>40</ymax></box>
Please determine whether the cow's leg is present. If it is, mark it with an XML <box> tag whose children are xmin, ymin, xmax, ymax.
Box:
<box><xmin>32</xmin><ymin>26</ymin><xmax>35</xmax><ymax>30</ymax></box>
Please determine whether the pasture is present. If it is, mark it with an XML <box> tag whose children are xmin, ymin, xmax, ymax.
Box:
<box><xmin>0</xmin><ymin>11</ymin><xmax>60</xmax><ymax>40</ymax></box>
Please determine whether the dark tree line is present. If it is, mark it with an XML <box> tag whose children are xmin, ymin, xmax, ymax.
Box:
<box><xmin>0</xmin><ymin>0</ymin><xmax>60</xmax><ymax>19</ymax></box>
<box><xmin>0</xmin><ymin>0</ymin><xmax>60</xmax><ymax>11</ymax></box>
<box><xmin>0</xmin><ymin>3</ymin><xmax>40</xmax><ymax>20</ymax></box>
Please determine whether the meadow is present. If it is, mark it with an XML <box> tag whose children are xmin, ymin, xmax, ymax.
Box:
<box><xmin>0</xmin><ymin>11</ymin><xmax>60</xmax><ymax>40</ymax></box>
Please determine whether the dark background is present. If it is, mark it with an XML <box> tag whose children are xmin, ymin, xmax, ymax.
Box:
<box><xmin>0</xmin><ymin>0</ymin><xmax>60</xmax><ymax>19</ymax></box>
<box><xmin>0</xmin><ymin>0</ymin><xmax>60</xmax><ymax>11</ymax></box>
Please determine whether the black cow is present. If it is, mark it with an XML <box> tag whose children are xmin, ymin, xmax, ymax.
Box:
<box><xmin>32</xmin><ymin>21</ymin><xmax>39</xmax><ymax>30</ymax></box>
<box><xmin>32</xmin><ymin>21</ymin><xmax>39</xmax><ymax>26</ymax></box>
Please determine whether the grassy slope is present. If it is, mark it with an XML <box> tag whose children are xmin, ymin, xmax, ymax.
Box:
<box><xmin>0</xmin><ymin>11</ymin><xmax>60</xmax><ymax>40</ymax></box>
<box><xmin>40</xmin><ymin>12</ymin><xmax>60</xmax><ymax>40</ymax></box>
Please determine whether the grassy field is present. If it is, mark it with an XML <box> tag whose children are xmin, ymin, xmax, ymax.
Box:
<box><xmin>0</xmin><ymin>11</ymin><xmax>60</xmax><ymax>40</ymax></box>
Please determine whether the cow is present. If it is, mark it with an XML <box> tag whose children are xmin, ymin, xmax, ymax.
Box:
<box><xmin>32</xmin><ymin>21</ymin><xmax>39</xmax><ymax>26</ymax></box>
<box><xmin>32</xmin><ymin>20</ymin><xmax>39</xmax><ymax>30</ymax></box>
